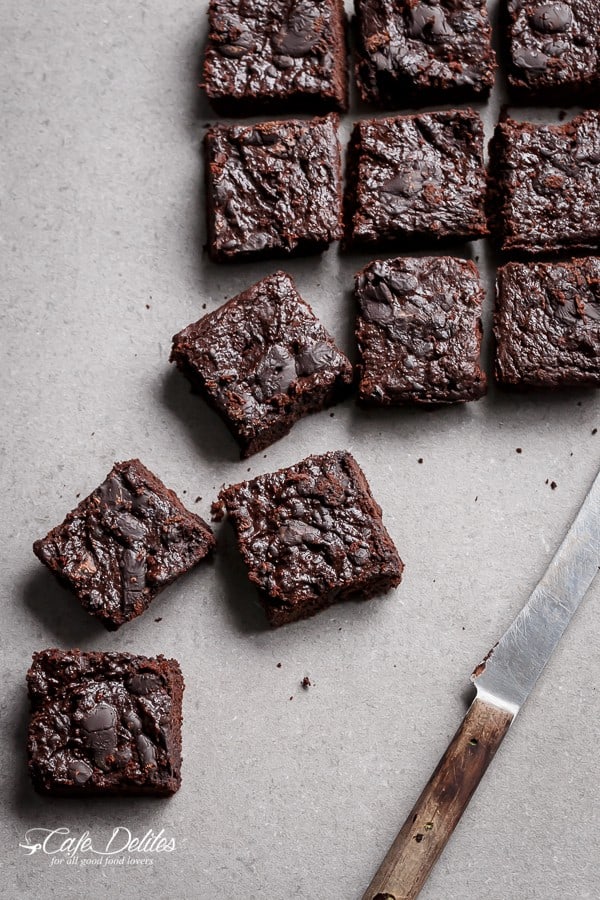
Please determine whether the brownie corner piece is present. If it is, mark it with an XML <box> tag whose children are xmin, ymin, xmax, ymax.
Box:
<box><xmin>217</xmin><ymin>450</ymin><xmax>403</xmax><ymax>626</ymax></box>
<box><xmin>356</xmin><ymin>256</ymin><xmax>487</xmax><ymax>406</ymax></box>
<box><xmin>27</xmin><ymin>649</ymin><xmax>184</xmax><ymax>796</ymax></box>
<box><xmin>33</xmin><ymin>459</ymin><xmax>215</xmax><ymax>630</ymax></box>
<box><xmin>202</xmin><ymin>0</ymin><xmax>348</xmax><ymax>115</ymax></box>
<box><xmin>488</xmin><ymin>111</ymin><xmax>600</xmax><ymax>256</ymax></box>
<box><xmin>205</xmin><ymin>115</ymin><xmax>343</xmax><ymax>263</ymax></box>
<box><xmin>506</xmin><ymin>0</ymin><xmax>599</xmax><ymax>100</ymax></box>
<box><xmin>170</xmin><ymin>272</ymin><xmax>353</xmax><ymax>458</ymax></box>
<box><xmin>345</xmin><ymin>109</ymin><xmax>488</xmax><ymax>250</ymax></box>
<box><xmin>354</xmin><ymin>0</ymin><xmax>496</xmax><ymax>107</ymax></box>
<box><xmin>494</xmin><ymin>258</ymin><xmax>600</xmax><ymax>388</ymax></box>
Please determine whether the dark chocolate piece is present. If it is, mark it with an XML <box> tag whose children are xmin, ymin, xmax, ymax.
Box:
<box><xmin>354</xmin><ymin>0</ymin><xmax>496</xmax><ymax>106</ymax></box>
<box><xmin>170</xmin><ymin>272</ymin><xmax>353</xmax><ymax>457</ymax></box>
<box><xmin>507</xmin><ymin>0</ymin><xmax>599</xmax><ymax>100</ymax></box>
<box><xmin>205</xmin><ymin>115</ymin><xmax>343</xmax><ymax>263</ymax></box>
<box><xmin>202</xmin><ymin>0</ymin><xmax>348</xmax><ymax>114</ymax></box>
<box><xmin>345</xmin><ymin>110</ymin><xmax>488</xmax><ymax>250</ymax></box>
<box><xmin>27</xmin><ymin>649</ymin><xmax>184</xmax><ymax>796</ymax></box>
<box><xmin>33</xmin><ymin>459</ymin><xmax>215</xmax><ymax>630</ymax></box>
<box><xmin>494</xmin><ymin>258</ymin><xmax>600</xmax><ymax>388</ymax></box>
<box><xmin>355</xmin><ymin>256</ymin><xmax>487</xmax><ymax>405</ymax></box>
<box><xmin>214</xmin><ymin>450</ymin><xmax>403</xmax><ymax>626</ymax></box>
<box><xmin>488</xmin><ymin>111</ymin><xmax>600</xmax><ymax>256</ymax></box>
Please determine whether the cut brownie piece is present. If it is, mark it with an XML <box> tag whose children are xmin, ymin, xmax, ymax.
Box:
<box><xmin>202</xmin><ymin>0</ymin><xmax>348</xmax><ymax>115</ymax></box>
<box><xmin>33</xmin><ymin>459</ymin><xmax>215</xmax><ymax>630</ymax></box>
<box><xmin>354</xmin><ymin>0</ymin><xmax>496</xmax><ymax>107</ymax></box>
<box><xmin>170</xmin><ymin>272</ymin><xmax>353</xmax><ymax>458</ymax></box>
<box><xmin>355</xmin><ymin>256</ymin><xmax>487</xmax><ymax>406</ymax></box>
<box><xmin>488</xmin><ymin>111</ymin><xmax>600</xmax><ymax>256</ymax></box>
<box><xmin>494</xmin><ymin>258</ymin><xmax>600</xmax><ymax>388</ymax></box>
<box><xmin>345</xmin><ymin>110</ymin><xmax>488</xmax><ymax>250</ymax></box>
<box><xmin>205</xmin><ymin>115</ymin><xmax>343</xmax><ymax>263</ymax></box>
<box><xmin>214</xmin><ymin>450</ymin><xmax>403</xmax><ymax>626</ymax></box>
<box><xmin>507</xmin><ymin>0</ymin><xmax>599</xmax><ymax>100</ymax></box>
<box><xmin>27</xmin><ymin>650</ymin><xmax>184</xmax><ymax>796</ymax></box>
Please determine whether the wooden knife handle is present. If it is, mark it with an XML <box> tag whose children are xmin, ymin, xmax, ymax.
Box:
<box><xmin>362</xmin><ymin>698</ymin><xmax>514</xmax><ymax>900</ymax></box>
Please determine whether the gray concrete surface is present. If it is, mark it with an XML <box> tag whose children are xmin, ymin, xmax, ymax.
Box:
<box><xmin>1</xmin><ymin>1</ymin><xmax>599</xmax><ymax>897</ymax></box>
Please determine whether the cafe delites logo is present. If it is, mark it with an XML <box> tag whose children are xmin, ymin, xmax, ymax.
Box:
<box><xmin>19</xmin><ymin>826</ymin><xmax>176</xmax><ymax>868</ymax></box>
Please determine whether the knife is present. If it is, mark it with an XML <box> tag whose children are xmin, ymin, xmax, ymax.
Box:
<box><xmin>362</xmin><ymin>468</ymin><xmax>600</xmax><ymax>900</ymax></box>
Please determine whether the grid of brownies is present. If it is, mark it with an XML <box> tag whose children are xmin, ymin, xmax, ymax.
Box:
<box><xmin>28</xmin><ymin>0</ymin><xmax>600</xmax><ymax>798</ymax></box>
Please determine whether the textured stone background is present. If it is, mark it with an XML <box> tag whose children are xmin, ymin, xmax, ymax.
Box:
<box><xmin>1</xmin><ymin>1</ymin><xmax>599</xmax><ymax>897</ymax></box>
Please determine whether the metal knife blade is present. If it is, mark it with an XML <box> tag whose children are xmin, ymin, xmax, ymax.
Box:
<box><xmin>472</xmin><ymin>468</ymin><xmax>600</xmax><ymax>715</ymax></box>
<box><xmin>363</xmin><ymin>469</ymin><xmax>600</xmax><ymax>900</ymax></box>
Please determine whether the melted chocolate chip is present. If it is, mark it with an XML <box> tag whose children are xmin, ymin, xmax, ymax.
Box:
<box><xmin>408</xmin><ymin>3</ymin><xmax>452</xmax><ymax>40</ymax></box>
<box><xmin>256</xmin><ymin>345</ymin><xmax>298</xmax><ymax>399</ymax></box>
<box><xmin>529</xmin><ymin>3</ymin><xmax>572</xmax><ymax>34</ymax></box>
<box><xmin>514</xmin><ymin>48</ymin><xmax>549</xmax><ymax>70</ymax></box>
<box><xmin>137</xmin><ymin>734</ymin><xmax>157</xmax><ymax>767</ymax></box>
<box><xmin>295</xmin><ymin>341</ymin><xmax>338</xmax><ymax>376</ymax></box>
<box><xmin>127</xmin><ymin>674</ymin><xmax>164</xmax><ymax>695</ymax></box>
<box><xmin>67</xmin><ymin>759</ymin><xmax>93</xmax><ymax>784</ymax></box>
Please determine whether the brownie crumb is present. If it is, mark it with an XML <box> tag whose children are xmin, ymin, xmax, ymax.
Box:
<box><xmin>276</xmin><ymin>663</ymin><xmax>282</xmax><ymax>669</ymax></box>
<box><xmin>475</xmin><ymin>496</ymin><xmax>478</xmax><ymax>502</ymax></box>
<box><xmin>155</xmin><ymin>617</ymin><xmax>162</xmax><ymax>623</ymax></box>
<box><xmin>516</xmin><ymin>448</ymin><xmax>522</xmax><ymax>454</ymax></box>
<box><xmin>593</xmin><ymin>429</ymin><xmax>598</xmax><ymax>436</ymax></box>
<box><xmin>202</xmin><ymin>303</ymin><xmax>207</xmax><ymax>309</ymax></box>
<box><xmin>550</xmin><ymin>481</ymin><xmax>557</xmax><ymax>490</ymax></box>
<box><xmin>418</xmin><ymin>458</ymin><xmax>423</xmax><ymax>464</ymax></box>
<box><xmin>289</xmin><ymin>696</ymin><xmax>293</xmax><ymax>701</ymax></box>
<box><xmin>195</xmin><ymin>496</ymin><xmax>202</xmax><ymax>503</ymax></box>
<box><xmin>146</xmin><ymin>304</ymin><xmax>150</xmax><ymax>310</ymax></box>
<box><xmin>301</xmin><ymin>677</ymin><xmax>312</xmax><ymax>689</ymax></box>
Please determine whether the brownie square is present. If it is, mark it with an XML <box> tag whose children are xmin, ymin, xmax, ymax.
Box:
<box><xmin>170</xmin><ymin>272</ymin><xmax>353</xmax><ymax>458</ymax></box>
<box><xmin>488</xmin><ymin>111</ymin><xmax>600</xmax><ymax>256</ymax></box>
<box><xmin>214</xmin><ymin>450</ymin><xmax>403</xmax><ymax>626</ymax></box>
<box><xmin>205</xmin><ymin>115</ymin><xmax>343</xmax><ymax>263</ymax></box>
<box><xmin>507</xmin><ymin>0</ymin><xmax>599</xmax><ymax>100</ymax></box>
<box><xmin>202</xmin><ymin>0</ymin><xmax>348</xmax><ymax>115</ymax></box>
<box><xmin>494</xmin><ymin>259</ymin><xmax>600</xmax><ymax>388</ymax></box>
<box><xmin>33</xmin><ymin>459</ymin><xmax>215</xmax><ymax>630</ymax></box>
<box><xmin>345</xmin><ymin>110</ymin><xmax>488</xmax><ymax>250</ymax></box>
<box><xmin>354</xmin><ymin>0</ymin><xmax>496</xmax><ymax>107</ymax></box>
<box><xmin>355</xmin><ymin>256</ymin><xmax>487</xmax><ymax>406</ymax></box>
<box><xmin>27</xmin><ymin>650</ymin><xmax>184</xmax><ymax>796</ymax></box>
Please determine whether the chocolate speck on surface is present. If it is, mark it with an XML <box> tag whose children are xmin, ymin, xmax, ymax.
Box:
<box><xmin>551</xmin><ymin>481</ymin><xmax>557</xmax><ymax>490</ymax></box>
<box><xmin>593</xmin><ymin>429</ymin><xmax>598</xmax><ymax>435</ymax></box>
<box><xmin>516</xmin><ymin>448</ymin><xmax>522</xmax><ymax>453</ymax></box>
<box><xmin>276</xmin><ymin>663</ymin><xmax>282</xmax><ymax>668</ymax></box>
<box><xmin>301</xmin><ymin>676</ymin><xmax>311</xmax><ymax>689</ymax></box>
<box><xmin>418</xmin><ymin>458</ymin><xmax>423</xmax><ymax>464</ymax></box>
<box><xmin>155</xmin><ymin>617</ymin><xmax>162</xmax><ymax>622</ymax></box>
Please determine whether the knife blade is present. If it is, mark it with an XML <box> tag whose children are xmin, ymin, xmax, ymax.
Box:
<box><xmin>362</xmin><ymin>468</ymin><xmax>600</xmax><ymax>900</ymax></box>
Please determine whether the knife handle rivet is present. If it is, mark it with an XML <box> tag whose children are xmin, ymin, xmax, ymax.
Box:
<box><xmin>424</xmin><ymin>822</ymin><xmax>433</xmax><ymax>831</ymax></box>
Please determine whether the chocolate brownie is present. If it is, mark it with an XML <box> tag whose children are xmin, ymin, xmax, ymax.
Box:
<box><xmin>354</xmin><ymin>0</ymin><xmax>496</xmax><ymax>106</ymax></box>
<box><xmin>213</xmin><ymin>450</ymin><xmax>403</xmax><ymax>626</ymax></box>
<box><xmin>488</xmin><ymin>111</ymin><xmax>600</xmax><ymax>256</ymax></box>
<box><xmin>345</xmin><ymin>110</ymin><xmax>488</xmax><ymax>250</ymax></box>
<box><xmin>355</xmin><ymin>256</ymin><xmax>487</xmax><ymax>406</ymax></box>
<box><xmin>27</xmin><ymin>650</ymin><xmax>184</xmax><ymax>796</ymax></box>
<box><xmin>170</xmin><ymin>272</ymin><xmax>353</xmax><ymax>458</ymax></box>
<box><xmin>33</xmin><ymin>459</ymin><xmax>215</xmax><ymax>630</ymax></box>
<box><xmin>202</xmin><ymin>0</ymin><xmax>348</xmax><ymax>114</ymax></box>
<box><xmin>494</xmin><ymin>258</ymin><xmax>600</xmax><ymax>388</ymax></box>
<box><xmin>205</xmin><ymin>115</ymin><xmax>343</xmax><ymax>263</ymax></box>
<box><xmin>506</xmin><ymin>0</ymin><xmax>599</xmax><ymax>100</ymax></box>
